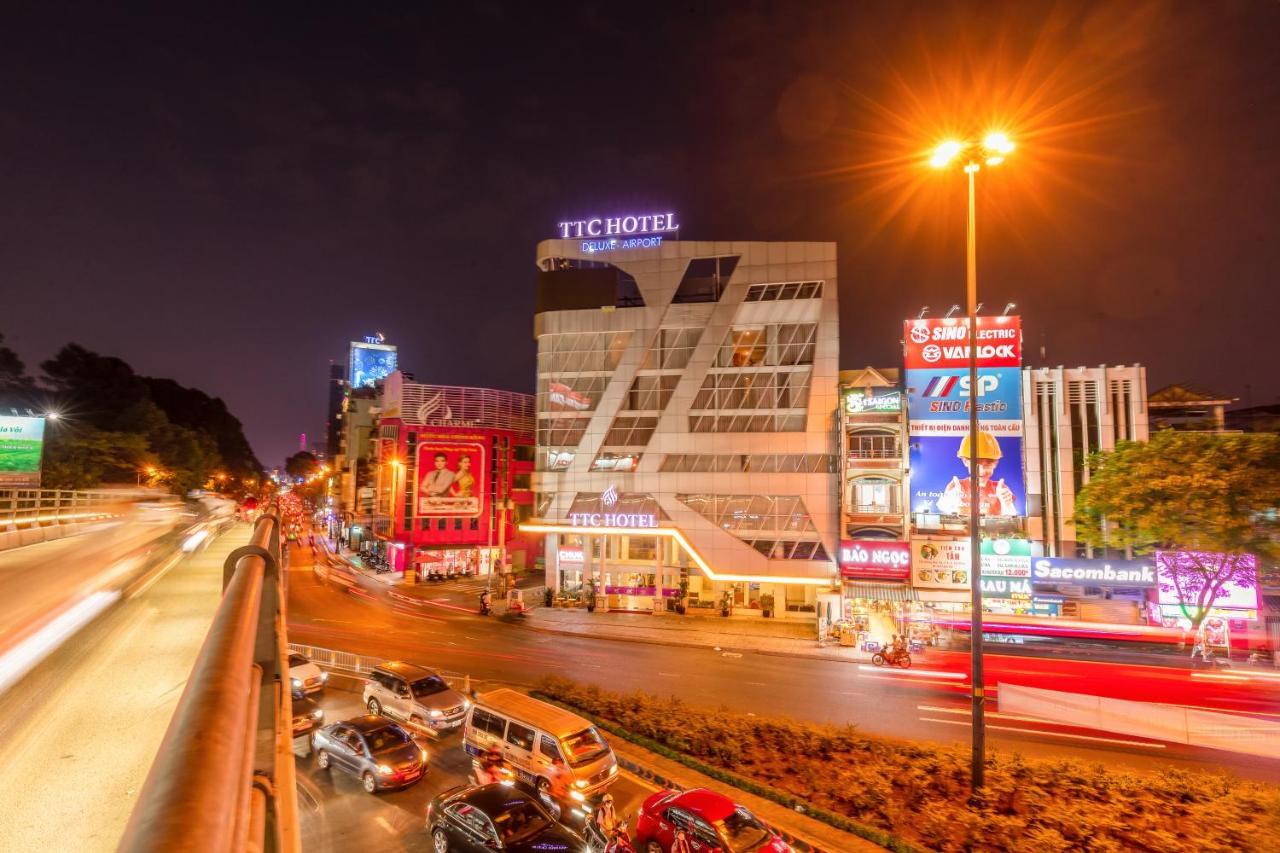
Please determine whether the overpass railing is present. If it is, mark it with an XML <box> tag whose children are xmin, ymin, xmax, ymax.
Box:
<box><xmin>0</xmin><ymin>487</ymin><xmax>148</xmax><ymax>528</ymax></box>
<box><xmin>118</xmin><ymin>509</ymin><xmax>299</xmax><ymax>853</ymax></box>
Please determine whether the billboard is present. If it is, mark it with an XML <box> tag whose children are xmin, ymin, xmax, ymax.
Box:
<box><xmin>910</xmin><ymin>537</ymin><xmax>1032</xmax><ymax>591</ymax></box>
<box><xmin>1155</xmin><ymin>551</ymin><xmax>1258</xmax><ymax>611</ymax></box>
<box><xmin>416</xmin><ymin>441</ymin><xmax>485</xmax><ymax>517</ymax></box>
<box><xmin>349</xmin><ymin>340</ymin><xmax>398</xmax><ymax>388</ymax></box>
<box><xmin>843</xmin><ymin>389</ymin><xmax>902</xmax><ymax>415</ymax></box>
<box><xmin>909</xmin><ymin>434</ymin><xmax>1024</xmax><ymax>517</ymax></box>
<box><xmin>903</xmin><ymin>316</ymin><xmax>1022</xmax><ymax>369</ymax></box>
<box><xmin>839</xmin><ymin>539</ymin><xmax>911</xmax><ymax>581</ymax></box>
<box><xmin>904</xmin><ymin>317</ymin><xmax>1024</xmax><ymax>519</ymax></box>
<box><xmin>0</xmin><ymin>416</ymin><xmax>45</xmax><ymax>487</ymax></box>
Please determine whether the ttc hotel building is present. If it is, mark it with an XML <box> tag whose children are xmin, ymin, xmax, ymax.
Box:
<box><xmin>524</xmin><ymin>236</ymin><xmax>841</xmax><ymax>617</ymax></box>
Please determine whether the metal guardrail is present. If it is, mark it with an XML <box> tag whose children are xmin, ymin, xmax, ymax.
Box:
<box><xmin>118</xmin><ymin>509</ymin><xmax>299</xmax><ymax>853</ymax></box>
<box><xmin>0</xmin><ymin>487</ymin><xmax>149</xmax><ymax>529</ymax></box>
<box><xmin>288</xmin><ymin>641</ymin><xmax>475</xmax><ymax>693</ymax></box>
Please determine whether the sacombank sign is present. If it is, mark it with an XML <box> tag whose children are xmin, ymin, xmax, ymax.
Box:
<box><xmin>557</xmin><ymin>211</ymin><xmax>679</xmax><ymax>254</ymax></box>
<box><xmin>1032</xmin><ymin>557</ymin><xmax>1156</xmax><ymax>588</ymax></box>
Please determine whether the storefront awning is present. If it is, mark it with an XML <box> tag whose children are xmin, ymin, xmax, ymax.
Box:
<box><xmin>844</xmin><ymin>582</ymin><xmax>918</xmax><ymax>603</ymax></box>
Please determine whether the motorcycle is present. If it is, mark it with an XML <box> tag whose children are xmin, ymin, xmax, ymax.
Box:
<box><xmin>871</xmin><ymin>648</ymin><xmax>912</xmax><ymax>669</ymax></box>
<box><xmin>583</xmin><ymin>813</ymin><xmax>635</xmax><ymax>853</ymax></box>
<box><xmin>479</xmin><ymin>592</ymin><xmax>492</xmax><ymax>616</ymax></box>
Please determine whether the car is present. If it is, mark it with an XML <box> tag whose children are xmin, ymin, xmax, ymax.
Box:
<box><xmin>291</xmin><ymin>686</ymin><xmax>324</xmax><ymax>741</ymax></box>
<box><xmin>312</xmin><ymin>715</ymin><xmax>428</xmax><ymax>793</ymax></box>
<box><xmin>635</xmin><ymin>788</ymin><xmax>790</xmax><ymax>853</ymax></box>
<box><xmin>289</xmin><ymin>652</ymin><xmax>328</xmax><ymax>695</ymax></box>
<box><xmin>426</xmin><ymin>782</ymin><xmax>587</xmax><ymax>852</ymax></box>
<box><xmin>364</xmin><ymin>661</ymin><xmax>470</xmax><ymax>731</ymax></box>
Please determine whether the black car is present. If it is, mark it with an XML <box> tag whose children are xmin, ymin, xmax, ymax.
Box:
<box><xmin>312</xmin><ymin>715</ymin><xmax>427</xmax><ymax>793</ymax></box>
<box><xmin>426</xmin><ymin>783</ymin><xmax>588</xmax><ymax>853</ymax></box>
<box><xmin>291</xmin><ymin>686</ymin><xmax>324</xmax><ymax>741</ymax></box>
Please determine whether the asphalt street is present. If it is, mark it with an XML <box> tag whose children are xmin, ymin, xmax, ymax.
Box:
<box><xmin>288</xmin><ymin>541</ymin><xmax>1280</xmax><ymax>784</ymax></box>
<box><xmin>296</xmin><ymin>687</ymin><xmax>654</xmax><ymax>853</ymax></box>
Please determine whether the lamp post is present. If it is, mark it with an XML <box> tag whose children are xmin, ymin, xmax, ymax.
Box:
<box><xmin>930</xmin><ymin>132</ymin><xmax>1015</xmax><ymax>792</ymax></box>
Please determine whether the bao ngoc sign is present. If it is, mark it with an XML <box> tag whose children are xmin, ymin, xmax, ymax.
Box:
<box><xmin>840</xmin><ymin>539</ymin><xmax>911</xmax><ymax>581</ymax></box>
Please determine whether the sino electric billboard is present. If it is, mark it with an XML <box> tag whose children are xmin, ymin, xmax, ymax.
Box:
<box><xmin>349</xmin><ymin>340</ymin><xmax>398</xmax><ymax>388</ymax></box>
<box><xmin>416</xmin><ymin>441</ymin><xmax>485</xmax><ymax>518</ymax></box>
<box><xmin>0</xmin><ymin>415</ymin><xmax>45</xmax><ymax>487</ymax></box>
<box><xmin>904</xmin><ymin>317</ymin><xmax>1024</xmax><ymax>518</ymax></box>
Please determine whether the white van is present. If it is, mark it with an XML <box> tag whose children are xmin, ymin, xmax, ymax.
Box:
<box><xmin>462</xmin><ymin>688</ymin><xmax>618</xmax><ymax>796</ymax></box>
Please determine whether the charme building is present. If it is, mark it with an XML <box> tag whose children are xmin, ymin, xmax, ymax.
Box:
<box><xmin>525</xmin><ymin>233</ymin><xmax>840</xmax><ymax>618</ymax></box>
<box><xmin>366</xmin><ymin>372</ymin><xmax>537</xmax><ymax>580</ymax></box>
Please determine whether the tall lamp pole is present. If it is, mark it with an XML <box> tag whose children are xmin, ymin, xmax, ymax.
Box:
<box><xmin>930</xmin><ymin>132</ymin><xmax>1015</xmax><ymax>792</ymax></box>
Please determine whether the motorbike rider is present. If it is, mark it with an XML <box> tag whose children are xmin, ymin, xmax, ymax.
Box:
<box><xmin>671</xmin><ymin>827</ymin><xmax>694</xmax><ymax>853</ymax></box>
<box><xmin>473</xmin><ymin>747</ymin><xmax>506</xmax><ymax>785</ymax></box>
<box><xmin>595</xmin><ymin>792</ymin><xmax>619</xmax><ymax>836</ymax></box>
<box><xmin>892</xmin><ymin>634</ymin><xmax>908</xmax><ymax>659</ymax></box>
<box><xmin>479</xmin><ymin>588</ymin><xmax>492</xmax><ymax>616</ymax></box>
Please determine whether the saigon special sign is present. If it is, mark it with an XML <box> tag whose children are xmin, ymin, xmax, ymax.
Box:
<box><xmin>839</xmin><ymin>539</ymin><xmax>911</xmax><ymax>580</ymax></box>
<box><xmin>416</xmin><ymin>442</ymin><xmax>485</xmax><ymax>517</ymax></box>
<box><xmin>843</xmin><ymin>389</ymin><xmax>902</xmax><ymax>415</ymax></box>
<box><xmin>903</xmin><ymin>316</ymin><xmax>1022</xmax><ymax>370</ymax></box>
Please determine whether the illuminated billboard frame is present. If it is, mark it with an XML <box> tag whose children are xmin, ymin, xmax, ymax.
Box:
<box><xmin>0</xmin><ymin>415</ymin><xmax>45</xmax><ymax>487</ymax></box>
<box><xmin>349</xmin><ymin>340</ymin><xmax>398</xmax><ymax>388</ymax></box>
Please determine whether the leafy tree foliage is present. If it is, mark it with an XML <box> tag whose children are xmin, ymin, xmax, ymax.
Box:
<box><xmin>0</xmin><ymin>332</ymin><xmax>35</xmax><ymax>399</ymax></box>
<box><xmin>285</xmin><ymin>451</ymin><xmax>319</xmax><ymax>480</ymax></box>
<box><xmin>1074</xmin><ymin>430</ymin><xmax>1280</xmax><ymax>627</ymax></box>
<box><xmin>33</xmin><ymin>343</ymin><xmax>262</xmax><ymax>491</ymax></box>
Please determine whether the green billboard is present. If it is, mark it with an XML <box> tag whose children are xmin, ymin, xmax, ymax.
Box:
<box><xmin>0</xmin><ymin>416</ymin><xmax>45</xmax><ymax>487</ymax></box>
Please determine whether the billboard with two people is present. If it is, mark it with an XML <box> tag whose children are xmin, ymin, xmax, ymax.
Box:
<box><xmin>416</xmin><ymin>442</ymin><xmax>485</xmax><ymax>517</ymax></box>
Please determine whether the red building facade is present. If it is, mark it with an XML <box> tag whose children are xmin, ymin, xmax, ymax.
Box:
<box><xmin>370</xmin><ymin>374</ymin><xmax>536</xmax><ymax>579</ymax></box>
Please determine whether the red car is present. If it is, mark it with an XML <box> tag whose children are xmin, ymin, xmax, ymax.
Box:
<box><xmin>635</xmin><ymin>788</ymin><xmax>791</xmax><ymax>853</ymax></box>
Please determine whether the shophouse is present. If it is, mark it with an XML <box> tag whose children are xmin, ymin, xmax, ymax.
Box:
<box><xmin>525</xmin><ymin>233</ymin><xmax>841</xmax><ymax>619</ymax></box>
<box><xmin>366</xmin><ymin>372</ymin><xmax>537</xmax><ymax>580</ymax></box>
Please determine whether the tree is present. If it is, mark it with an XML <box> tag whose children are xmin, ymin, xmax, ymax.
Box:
<box><xmin>1074</xmin><ymin>430</ymin><xmax>1280</xmax><ymax>627</ymax></box>
<box><xmin>0</xmin><ymin>332</ymin><xmax>35</xmax><ymax>400</ymax></box>
<box><xmin>41</xmin><ymin>426</ymin><xmax>149</xmax><ymax>489</ymax></box>
<box><xmin>285</xmin><ymin>451</ymin><xmax>320</xmax><ymax>481</ymax></box>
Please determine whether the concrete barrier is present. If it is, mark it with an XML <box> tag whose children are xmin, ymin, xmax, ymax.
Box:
<box><xmin>999</xmin><ymin>682</ymin><xmax>1280</xmax><ymax>759</ymax></box>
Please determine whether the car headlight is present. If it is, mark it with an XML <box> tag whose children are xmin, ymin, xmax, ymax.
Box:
<box><xmin>429</xmin><ymin>709</ymin><xmax>443</xmax><ymax>718</ymax></box>
<box><xmin>319</xmin><ymin>672</ymin><xmax>329</xmax><ymax>682</ymax></box>
<box><xmin>609</xmin><ymin>764</ymin><xmax>618</xmax><ymax>776</ymax></box>
<box><xmin>290</xmin><ymin>678</ymin><xmax>301</xmax><ymax>688</ymax></box>
<box><xmin>313</xmin><ymin>709</ymin><xmax>324</xmax><ymax>719</ymax></box>
<box><xmin>377</xmin><ymin>764</ymin><xmax>392</xmax><ymax>775</ymax></box>
<box><xmin>420</xmin><ymin>748</ymin><xmax>429</xmax><ymax>763</ymax></box>
<box><xmin>574</xmin><ymin>780</ymin><xmax>587</xmax><ymax>789</ymax></box>
<box><xmin>463</xmin><ymin>698</ymin><xmax>471</xmax><ymax>709</ymax></box>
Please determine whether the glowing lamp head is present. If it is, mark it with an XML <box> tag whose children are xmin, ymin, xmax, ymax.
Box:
<box><xmin>982</xmin><ymin>132</ymin><xmax>1015</xmax><ymax>156</ymax></box>
<box><xmin>929</xmin><ymin>140</ymin><xmax>964</xmax><ymax>169</ymax></box>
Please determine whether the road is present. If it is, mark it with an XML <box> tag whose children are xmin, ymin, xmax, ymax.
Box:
<box><xmin>296</xmin><ymin>687</ymin><xmax>654</xmax><ymax>853</ymax></box>
<box><xmin>0</xmin><ymin>521</ymin><xmax>244</xmax><ymax>851</ymax></box>
<box><xmin>286</xmin><ymin>534</ymin><xmax>1280</xmax><ymax>853</ymax></box>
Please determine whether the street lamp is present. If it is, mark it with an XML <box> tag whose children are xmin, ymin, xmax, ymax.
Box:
<box><xmin>929</xmin><ymin>131</ymin><xmax>1015</xmax><ymax>792</ymax></box>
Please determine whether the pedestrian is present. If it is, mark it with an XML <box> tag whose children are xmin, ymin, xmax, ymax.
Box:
<box><xmin>672</xmin><ymin>827</ymin><xmax>694</xmax><ymax>853</ymax></box>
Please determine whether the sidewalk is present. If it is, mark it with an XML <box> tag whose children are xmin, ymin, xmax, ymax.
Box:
<box><xmin>527</xmin><ymin>606</ymin><xmax>875</xmax><ymax>663</ymax></box>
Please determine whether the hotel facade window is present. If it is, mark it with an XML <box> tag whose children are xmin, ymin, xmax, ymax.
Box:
<box><xmin>527</xmin><ymin>239</ymin><xmax>840</xmax><ymax>619</ymax></box>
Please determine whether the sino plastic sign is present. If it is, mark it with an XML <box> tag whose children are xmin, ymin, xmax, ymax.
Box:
<box><xmin>0</xmin><ymin>415</ymin><xmax>45</xmax><ymax>487</ymax></box>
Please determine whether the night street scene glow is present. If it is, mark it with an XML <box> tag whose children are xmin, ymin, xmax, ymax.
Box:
<box><xmin>2</xmin><ymin>2</ymin><xmax>1279</xmax><ymax>851</ymax></box>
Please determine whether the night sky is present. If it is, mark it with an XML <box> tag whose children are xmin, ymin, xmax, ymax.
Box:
<box><xmin>4</xmin><ymin>1</ymin><xmax>1278</xmax><ymax>467</ymax></box>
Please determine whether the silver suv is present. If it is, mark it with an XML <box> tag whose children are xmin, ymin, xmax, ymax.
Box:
<box><xmin>362</xmin><ymin>661</ymin><xmax>469</xmax><ymax>731</ymax></box>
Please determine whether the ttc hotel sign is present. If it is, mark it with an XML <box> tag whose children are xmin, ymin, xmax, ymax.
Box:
<box><xmin>557</xmin><ymin>211</ymin><xmax>680</xmax><ymax>254</ymax></box>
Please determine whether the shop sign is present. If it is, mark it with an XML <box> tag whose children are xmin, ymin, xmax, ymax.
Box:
<box><xmin>911</xmin><ymin>537</ymin><xmax>971</xmax><ymax>589</ymax></box>
<box><xmin>557</xmin><ymin>212</ymin><xmax>679</xmax><ymax>240</ymax></box>
<box><xmin>903</xmin><ymin>316</ymin><xmax>1022</xmax><ymax>370</ymax></box>
<box><xmin>567</xmin><ymin>512</ymin><xmax>657</xmax><ymax>528</ymax></box>
<box><xmin>1155</xmin><ymin>550</ymin><xmax>1258</xmax><ymax>610</ymax></box>
<box><xmin>839</xmin><ymin>539</ymin><xmax>911</xmax><ymax>580</ymax></box>
<box><xmin>1032</xmin><ymin>556</ymin><xmax>1156</xmax><ymax>588</ymax></box>
<box><xmin>558</xmin><ymin>548</ymin><xmax>584</xmax><ymax>564</ymax></box>
<box><xmin>843</xmin><ymin>390</ymin><xmax>901</xmax><ymax>415</ymax></box>
<box><xmin>980</xmin><ymin>575</ymin><xmax>1032</xmax><ymax>597</ymax></box>
<box><xmin>910</xmin><ymin>538</ymin><xmax>1032</xmax><ymax>590</ymax></box>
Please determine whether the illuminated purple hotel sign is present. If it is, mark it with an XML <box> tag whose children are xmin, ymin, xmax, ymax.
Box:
<box><xmin>557</xmin><ymin>211</ymin><xmax>679</xmax><ymax>254</ymax></box>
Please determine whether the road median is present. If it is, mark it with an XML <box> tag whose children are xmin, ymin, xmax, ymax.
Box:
<box><xmin>533</xmin><ymin>676</ymin><xmax>1280</xmax><ymax>852</ymax></box>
